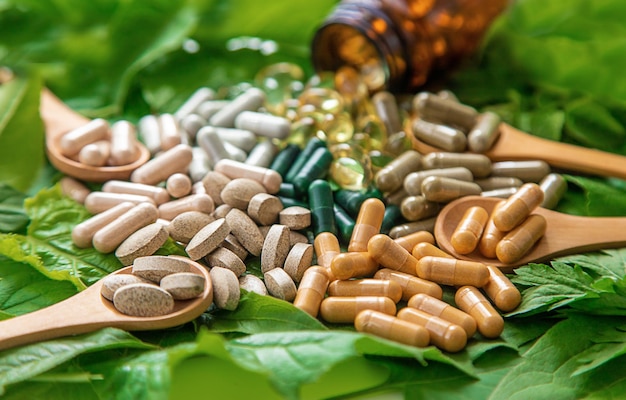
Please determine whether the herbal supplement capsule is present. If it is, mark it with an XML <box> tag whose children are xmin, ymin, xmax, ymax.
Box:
<box><xmin>210</xmin><ymin>266</ymin><xmax>241</xmax><ymax>310</ymax></box>
<box><xmin>175</xmin><ymin>87</ymin><xmax>215</xmax><ymax>120</ymax></box>
<box><xmin>411</xmin><ymin>242</ymin><xmax>454</xmax><ymax>260</ymax></box>
<box><xmin>421</xmin><ymin>176</ymin><xmax>482</xmax><ymax>203</ymax></box>
<box><xmin>279</xmin><ymin>206</ymin><xmax>312</xmax><ymax>230</ymax></box>
<box><xmin>374</xmin><ymin>268</ymin><xmax>443</xmax><ymax>301</ymax></box>
<box><xmin>389</xmin><ymin>217</ymin><xmax>436</xmax><ymax>239</ymax></box>
<box><xmin>293</xmin><ymin>266</ymin><xmax>330</xmax><ymax>317</ymax></box>
<box><xmin>225</xmin><ymin>208</ymin><xmax>265</xmax><ymax>256</ymax></box>
<box><xmin>159</xmin><ymin>193</ymin><xmax>215</xmax><ymax>221</ymax></box>
<box><xmin>278</xmin><ymin>196</ymin><xmax>308</xmax><ymax>209</ymax></box>
<box><xmin>202</xmin><ymin>171</ymin><xmax>231</xmax><ymax>206</ymax></box>
<box><xmin>214</xmin><ymin>159</ymin><xmax>282</xmax><ymax>195</ymax></box>
<box><xmin>334</xmin><ymin>188</ymin><xmax>379</xmax><ymax>217</ymax></box>
<box><xmin>285</xmin><ymin>137</ymin><xmax>326</xmax><ymax>183</ymax></box>
<box><xmin>196</xmin><ymin>99</ymin><xmax>230</xmax><ymax>121</ymax></box>
<box><xmin>166</xmin><ymin>173</ymin><xmax>192</xmax><ymax>198</ymax></box>
<box><xmin>261</xmin><ymin>224</ymin><xmax>291</xmax><ymax>273</ymax></box>
<box><xmin>331</xmin><ymin>252</ymin><xmax>379</xmax><ymax>280</ymax></box>
<box><xmin>137</xmin><ymin>114</ymin><xmax>161</xmax><ymax>155</ymax></box>
<box><xmin>239</xmin><ymin>274</ymin><xmax>267</xmax><ymax>296</ymax></box>
<box><xmin>131</xmin><ymin>144</ymin><xmax>193</xmax><ymax>185</ymax></box>
<box><xmin>408</xmin><ymin>293</ymin><xmax>477</xmax><ymax>338</ymax></box>
<box><xmin>234</xmin><ymin>111</ymin><xmax>291</xmax><ymax>140</ymax></box>
<box><xmin>292</xmin><ymin>146</ymin><xmax>334</xmax><ymax>195</ymax></box>
<box><xmin>412</xmin><ymin>118</ymin><xmax>467</xmax><ymax>152</ymax></box>
<box><xmin>78</xmin><ymin>140</ymin><xmax>110</xmax><ymax>167</ymax></box>
<box><xmin>374</xmin><ymin>150</ymin><xmax>422</xmax><ymax>193</ymax></box>
<box><xmin>400</xmin><ymin>195</ymin><xmax>441</xmax><ymax>221</ymax></box>
<box><xmin>60</xmin><ymin>176</ymin><xmax>91</xmax><ymax>204</ymax></box>
<box><xmin>270</xmin><ymin>144</ymin><xmax>301</xmax><ymax>178</ymax></box>
<box><xmin>539</xmin><ymin>173</ymin><xmax>567</xmax><ymax>209</ymax></box>
<box><xmin>422</xmin><ymin>152</ymin><xmax>491</xmax><ymax>178</ymax></box>
<box><xmin>478</xmin><ymin>201</ymin><xmax>506</xmax><ymax>259</ymax></box>
<box><xmin>455</xmin><ymin>286</ymin><xmax>504</xmax><ymax>339</ymax></box>
<box><xmin>481</xmin><ymin>187</ymin><xmax>518</xmax><ymax>199</ymax></box>
<box><xmin>355</xmin><ymin>309</ymin><xmax>430</xmax><ymax>348</ymax></box>
<box><xmin>368</xmin><ymin>234</ymin><xmax>419</xmax><ymax>276</ymax></box>
<box><xmin>384</xmin><ymin>187</ymin><xmax>409</xmax><ymax>206</ymax></box>
<box><xmin>483</xmin><ymin>266</ymin><xmax>521</xmax><ymax>312</ymax></box>
<box><xmin>264</xmin><ymin>267</ymin><xmax>297</xmax><ymax>302</ymax></box>
<box><xmin>308</xmin><ymin>179</ymin><xmax>337</xmax><ymax>235</ymax></box>
<box><xmin>245</xmin><ymin>140</ymin><xmax>279</xmax><ymax>168</ymax></box>
<box><xmin>475</xmin><ymin>177</ymin><xmax>524</xmax><ymax>191</ymax></box>
<box><xmin>413</xmin><ymin>92</ymin><xmax>478</xmax><ymax>132</ymax></box>
<box><xmin>185</xmin><ymin>218</ymin><xmax>231</xmax><ymax>260</ymax></box>
<box><xmin>247</xmin><ymin>193</ymin><xmax>283</xmax><ymax>226</ymax></box>
<box><xmin>333</xmin><ymin>203</ymin><xmax>355</xmax><ymax>243</ymax></box>
<box><xmin>209</xmin><ymin>87</ymin><xmax>265</xmax><ymax>128</ymax></box>
<box><xmin>467</xmin><ymin>111</ymin><xmax>501</xmax><ymax>153</ymax></box>
<box><xmin>59</xmin><ymin>118</ymin><xmax>110</xmax><ymax>156</ymax></box>
<box><xmin>320</xmin><ymin>296</ymin><xmax>396</xmax><ymax>324</ymax></box>
<box><xmin>314</xmin><ymin>231</ymin><xmax>341</xmax><ymax>271</ymax></box>
<box><xmin>393</xmin><ymin>231</ymin><xmax>435</xmax><ymax>253</ymax></box>
<box><xmin>490</xmin><ymin>160</ymin><xmax>551</xmax><ymax>183</ymax></box>
<box><xmin>403</xmin><ymin>167</ymin><xmax>473</xmax><ymax>196</ymax></box>
<box><xmin>92</xmin><ymin>202</ymin><xmax>158</xmax><ymax>253</ymax></box>
<box><xmin>84</xmin><ymin>192</ymin><xmax>155</xmax><ymax>214</ymax></box>
<box><xmin>329</xmin><ymin>279</ymin><xmax>402</xmax><ymax>303</ymax></box>
<box><xmin>158</xmin><ymin>114</ymin><xmax>182</xmax><ymax>151</ymax></box>
<box><xmin>450</xmin><ymin>206</ymin><xmax>489</xmax><ymax>254</ymax></box>
<box><xmin>180</xmin><ymin>114</ymin><xmax>206</xmax><ymax>142</ymax></box>
<box><xmin>278</xmin><ymin>182</ymin><xmax>297</xmax><ymax>198</ymax></box>
<box><xmin>493</xmin><ymin>183</ymin><xmax>544</xmax><ymax>232</ymax></box>
<box><xmin>213</xmin><ymin>127</ymin><xmax>258</xmax><ymax>153</ymax></box>
<box><xmin>102</xmin><ymin>180</ymin><xmax>170</xmax><ymax>205</ymax></box>
<box><xmin>437</xmin><ymin>90</ymin><xmax>459</xmax><ymax>102</ymax></box>
<box><xmin>496</xmin><ymin>214</ymin><xmax>547</xmax><ymax>264</ymax></box>
<box><xmin>72</xmin><ymin>202</ymin><xmax>135</xmax><ymax>248</ymax></box>
<box><xmin>348</xmin><ymin>198</ymin><xmax>385</xmax><ymax>252</ymax></box>
<box><xmin>396</xmin><ymin>307</ymin><xmax>467</xmax><ymax>352</ymax></box>
<box><xmin>109</xmin><ymin>120</ymin><xmax>139</xmax><ymax>166</ymax></box>
<box><xmin>206</xmin><ymin>247</ymin><xmax>246</xmax><ymax>277</ymax></box>
<box><xmin>416</xmin><ymin>256</ymin><xmax>490</xmax><ymax>287</ymax></box>
<box><xmin>372</xmin><ymin>91</ymin><xmax>403</xmax><ymax>135</ymax></box>
<box><xmin>381</xmin><ymin>204</ymin><xmax>402</xmax><ymax>235</ymax></box>
<box><xmin>196</xmin><ymin>126</ymin><xmax>230</xmax><ymax>168</ymax></box>
<box><xmin>168</xmin><ymin>211</ymin><xmax>215</xmax><ymax>244</ymax></box>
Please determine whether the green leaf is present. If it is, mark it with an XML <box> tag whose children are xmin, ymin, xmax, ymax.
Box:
<box><xmin>563</xmin><ymin>175</ymin><xmax>626</xmax><ymax>216</ymax></box>
<box><xmin>0</xmin><ymin>184</ymin><xmax>28</xmax><ymax>234</ymax></box>
<box><xmin>564</xmin><ymin>97</ymin><xmax>626</xmax><ymax>151</ymax></box>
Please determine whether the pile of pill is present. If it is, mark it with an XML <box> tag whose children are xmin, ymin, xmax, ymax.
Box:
<box><xmin>100</xmin><ymin>255</ymin><xmax>206</xmax><ymax>317</ymax></box>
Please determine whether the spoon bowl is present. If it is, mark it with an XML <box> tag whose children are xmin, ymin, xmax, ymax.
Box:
<box><xmin>411</xmin><ymin>123</ymin><xmax>626</xmax><ymax>180</ymax></box>
<box><xmin>434</xmin><ymin>196</ymin><xmax>626</xmax><ymax>272</ymax></box>
<box><xmin>0</xmin><ymin>258</ymin><xmax>213</xmax><ymax>351</ymax></box>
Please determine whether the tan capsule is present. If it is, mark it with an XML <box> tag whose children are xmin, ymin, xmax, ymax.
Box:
<box><xmin>84</xmin><ymin>192</ymin><xmax>156</xmax><ymax>214</ymax></box>
<box><xmin>367</xmin><ymin>234</ymin><xmax>418</xmax><ymax>275</ymax></box>
<box><xmin>320</xmin><ymin>296</ymin><xmax>396</xmax><ymax>324</ymax></box>
<box><xmin>421</xmin><ymin>176</ymin><xmax>482</xmax><ymax>203</ymax></box>
<box><xmin>374</xmin><ymin>150</ymin><xmax>422</xmax><ymax>193</ymax></box>
<box><xmin>408</xmin><ymin>293</ymin><xmax>476</xmax><ymax>338</ymax></box>
<box><xmin>539</xmin><ymin>173</ymin><xmax>567</xmax><ymax>209</ymax></box>
<box><xmin>59</xmin><ymin>176</ymin><xmax>90</xmax><ymax>204</ymax></box>
<box><xmin>422</xmin><ymin>152</ymin><xmax>491</xmax><ymax>178</ymax></box>
<box><xmin>329</xmin><ymin>279</ymin><xmax>402</xmax><ymax>303</ymax></box>
<box><xmin>166</xmin><ymin>173</ymin><xmax>192</xmax><ymax>198</ymax></box>
<box><xmin>384</xmin><ymin>187</ymin><xmax>409</xmax><ymax>206</ymax></box>
<box><xmin>102</xmin><ymin>180</ymin><xmax>170</xmax><ymax>205</ymax></box>
<box><xmin>374</xmin><ymin>268</ymin><xmax>443</xmax><ymax>301</ymax></box>
<box><xmin>109</xmin><ymin>120</ymin><xmax>139</xmax><ymax>166</ymax></box>
<box><xmin>137</xmin><ymin>114</ymin><xmax>161</xmax><ymax>155</ymax></box>
<box><xmin>78</xmin><ymin>140</ymin><xmax>110</xmax><ymax>166</ymax></box>
<box><xmin>130</xmin><ymin>144</ymin><xmax>193</xmax><ymax>185</ymax></box>
<box><xmin>158</xmin><ymin>194</ymin><xmax>215</xmax><ymax>221</ymax></box>
<box><xmin>314</xmin><ymin>232</ymin><xmax>340</xmax><ymax>279</ymax></box>
<box><xmin>400</xmin><ymin>195</ymin><xmax>441</xmax><ymax>221</ymax></box>
<box><xmin>490</xmin><ymin>160</ymin><xmax>551</xmax><ymax>183</ymax></box>
<box><xmin>478</xmin><ymin>201</ymin><xmax>506</xmax><ymax>259</ymax></box>
<box><xmin>455</xmin><ymin>286</ymin><xmax>504</xmax><ymax>338</ymax></box>
<box><xmin>92</xmin><ymin>203</ymin><xmax>158</xmax><ymax>253</ymax></box>
<box><xmin>330</xmin><ymin>252</ymin><xmax>379</xmax><ymax>280</ymax></box>
<box><xmin>496</xmin><ymin>214</ymin><xmax>547</xmax><ymax>264</ymax></box>
<box><xmin>492</xmin><ymin>183</ymin><xmax>544</xmax><ymax>232</ymax></box>
<box><xmin>396</xmin><ymin>307</ymin><xmax>467</xmax><ymax>352</ymax></box>
<box><xmin>475</xmin><ymin>176</ymin><xmax>523</xmax><ymax>191</ymax></box>
<box><xmin>220</xmin><ymin>178</ymin><xmax>267</xmax><ymax>210</ymax></box>
<box><xmin>388</xmin><ymin>217</ymin><xmax>436</xmax><ymax>239</ymax></box>
<box><xmin>158</xmin><ymin>113</ymin><xmax>182</xmax><ymax>151</ymax></box>
<box><xmin>416</xmin><ymin>256</ymin><xmax>490</xmax><ymax>287</ymax></box>
<box><xmin>467</xmin><ymin>111</ymin><xmax>501</xmax><ymax>153</ymax></box>
<box><xmin>413</xmin><ymin>92</ymin><xmax>478</xmax><ymax>132</ymax></box>
<box><xmin>393</xmin><ymin>230</ymin><xmax>435</xmax><ymax>252</ymax></box>
<box><xmin>348</xmin><ymin>198</ymin><xmax>385</xmax><ymax>252</ymax></box>
<box><xmin>403</xmin><ymin>167</ymin><xmax>473</xmax><ymax>196</ymax></box>
<box><xmin>293</xmin><ymin>266</ymin><xmax>330</xmax><ymax>317</ymax></box>
<box><xmin>411</xmin><ymin>242</ymin><xmax>454</xmax><ymax>260</ymax></box>
<box><xmin>412</xmin><ymin>118</ymin><xmax>467</xmax><ymax>152</ymax></box>
<box><xmin>483</xmin><ymin>266</ymin><xmax>521</xmax><ymax>312</ymax></box>
<box><xmin>72</xmin><ymin>202</ymin><xmax>135</xmax><ymax>248</ymax></box>
<box><xmin>355</xmin><ymin>309</ymin><xmax>430</xmax><ymax>348</ymax></box>
<box><xmin>450</xmin><ymin>206</ymin><xmax>489</xmax><ymax>254</ymax></box>
<box><xmin>214</xmin><ymin>159</ymin><xmax>282</xmax><ymax>194</ymax></box>
<box><xmin>59</xmin><ymin>118</ymin><xmax>110</xmax><ymax>157</ymax></box>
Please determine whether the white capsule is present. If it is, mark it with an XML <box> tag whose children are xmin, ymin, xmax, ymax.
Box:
<box><xmin>245</xmin><ymin>140</ymin><xmax>279</xmax><ymax>168</ymax></box>
<box><xmin>235</xmin><ymin>111</ymin><xmax>291</xmax><ymax>140</ymax></box>
<box><xmin>180</xmin><ymin>113</ymin><xmax>207</xmax><ymax>142</ymax></box>
<box><xmin>158</xmin><ymin>114</ymin><xmax>182</xmax><ymax>151</ymax></box>
<box><xmin>197</xmin><ymin>126</ymin><xmax>230</xmax><ymax>168</ymax></box>
<box><xmin>60</xmin><ymin>119</ymin><xmax>110</xmax><ymax>157</ymax></box>
<box><xmin>209</xmin><ymin>87</ymin><xmax>265</xmax><ymax>127</ymax></box>
<box><xmin>78</xmin><ymin>140</ymin><xmax>110</xmax><ymax>167</ymax></box>
<box><xmin>188</xmin><ymin>146</ymin><xmax>211</xmax><ymax>182</ymax></box>
<box><xmin>213</xmin><ymin>127</ymin><xmax>258</xmax><ymax>152</ymax></box>
<box><xmin>109</xmin><ymin>120</ymin><xmax>139</xmax><ymax>166</ymax></box>
<box><xmin>137</xmin><ymin>114</ymin><xmax>162</xmax><ymax>155</ymax></box>
<box><xmin>196</xmin><ymin>100</ymin><xmax>230</xmax><ymax>120</ymax></box>
<box><xmin>174</xmin><ymin>87</ymin><xmax>215</xmax><ymax>120</ymax></box>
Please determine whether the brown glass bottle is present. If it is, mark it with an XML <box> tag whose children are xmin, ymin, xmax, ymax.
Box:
<box><xmin>311</xmin><ymin>0</ymin><xmax>507</xmax><ymax>92</ymax></box>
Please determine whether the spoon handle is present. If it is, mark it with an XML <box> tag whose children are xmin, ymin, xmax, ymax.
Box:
<box><xmin>548</xmin><ymin>213</ymin><xmax>626</xmax><ymax>255</ymax></box>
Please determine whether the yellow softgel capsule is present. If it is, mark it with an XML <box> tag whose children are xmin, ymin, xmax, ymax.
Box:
<box><xmin>293</xmin><ymin>266</ymin><xmax>330</xmax><ymax>317</ymax></box>
<box><xmin>411</xmin><ymin>242</ymin><xmax>453</xmax><ymax>260</ymax></box>
<box><xmin>450</xmin><ymin>206</ymin><xmax>489</xmax><ymax>254</ymax></box>
<box><xmin>393</xmin><ymin>230</ymin><xmax>435</xmax><ymax>253</ymax></box>
<box><xmin>408</xmin><ymin>293</ymin><xmax>476</xmax><ymax>338</ymax></box>
<box><xmin>367</xmin><ymin>234</ymin><xmax>418</xmax><ymax>276</ymax></box>
<box><xmin>330</xmin><ymin>252</ymin><xmax>379</xmax><ymax>280</ymax></box>
<box><xmin>496</xmin><ymin>214</ymin><xmax>547</xmax><ymax>264</ymax></box>
<box><xmin>416</xmin><ymin>256</ymin><xmax>489</xmax><ymax>287</ymax></box>
<box><xmin>348</xmin><ymin>198</ymin><xmax>385</xmax><ymax>252</ymax></box>
<box><xmin>319</xmin><ymin>296</ymin><xmax>396</xmax><ymax>324</ymax></box>
<box><xmin>483</xmin><ymin>266</ymin><xmax>521</xmax><ymax>312</ymax></box>
<box><xmin>455</xmin><ymin>286</ymin><xmax>504</xmax><ymax>339</ymax></box>
<box><xmin>492</xmin><ymin>182</ymin><xmax>544</xmax><ymax>232</ymax></box>
<box><xmin>374</xmin><ymin>268</ymin><xmax>443</xmax><ymax>301</ymax></box>
<box><xmin>397</xmin><ymin>307</ymin><xmax>467</xmax><ymax>353</ymax></box>
<box><xmin>328</xmin><ymin>279</ymin><xmax>403</xmax><ymax>303</ymax></box>
<box><xmin>355</xmin><ymin>309</ymin><xmax>430</xmax><ymax>348</ymax></box>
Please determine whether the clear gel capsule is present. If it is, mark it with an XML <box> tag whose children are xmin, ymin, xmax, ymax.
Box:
<box><xmin>422</xmin><ymin>152</ymin><xmax>491</xmax><ymax>178</ymax></box>
<box><xmin>490</xmin><ymin>160</ymin><xmax>551</xmax><ymax>183</ymax></box>
<box><xmin>367</xmin><ymin>234</ymin><xmax>418</xmax><ymax>276</ymax></box>
<box><xmin>496</xmin><ymin>214</ymin><xmax>547</xmax><ymax>264</ymax></box>
<box><xmin>416</xmin><ymin>256</ymin><xmax>490</xmax><ymax>287</ymax></box>
<box><xmin>412</xmin><ymin>118</ymin><xmax>467</xmax><ymax>152</ymax></box>
<box><xmin>355</xmin><ymin>309</ymin><xmax>430</xmax><ymax>348</ymax></box>
<box><xmin>451</xmin><ymin>206</ymin><xmax>489</xmax><ymax>254</ymax></box>
<box><xmin>413</xmin><ymin>92</ymin><xmax>478</xmax><ymax>132</ymax></box>
<box><xmin>374</xmin><ymin>150</ymin><xmax>422</xmax><ymax>193</ymax></box>
<box><xmin>492</xmin><ymin>183</ymin><xmax>544</xmax><ymax>232</ymax></box>
<box><xmin>348</xmin><ymin>198</ymin><xmax>385</xmax><ymax>252</ymax></box>
<box><xmin>408</xmin><ymin>293</ymin><xmax>477</xmax><ymax>338</ymax></box>
<box><xmin>320</xmin><ymin>296</ymin><xmax>396</xmax><ymax>324</ymax></box>
<box><xmin>396</xmin><ymin>307</ymin><xmax>467</xmax><ymax>352</ymax></box>
<box><xmin>539</xmin><ymin>173</ymin><xmax>567</xmax><ymax>209</ymax></box>
<box><xmin>467</xmin><ymin>111</ymin><xmax>501</xmax><ymax>153</ymax></box>
<box><xmin>400</xmin><ymin>195</ymin><xmax>441</xmax><ymax>221</ymax></box>
<box><xmin>483</xmin><ymin>266</ymin><xmax>521</xmax><ymax>312</ymax></box>
<box><xmin>455</xmin><ymin>286</ymin><xmax>504</xmax><ymax>339</ymax></box>
<box><xmin>374</xmin><ymin>268</ymin><xmax>442</xmax><ymax>301</ymax></box>
<box><xmin>403</xmin><ymin>167</ymin><xmax>473</xmax><ymax>196</ymax></box>
<box><xmin>421</xmin><ymin>176</ymin><xmax>482</xmax><ymax>203</ymax></box>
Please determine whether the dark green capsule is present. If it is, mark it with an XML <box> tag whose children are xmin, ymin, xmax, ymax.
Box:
<box><xmin>333</xmin><ymin>203</ymin><xmax>355</xmax><ymax>244</ymax></box>
<box><xmin>270</xmin><ymin>143</ymin><xmax>301</xmax><ymax>178</ymax></box>
<box><xmin>278</xmin><ymin>182</ymin><xmax>297</xmax><ymax>198</ymax></box>
<box><xmin>308</xmin><ymin>179</ymin><xmax>337</xmax><ymax>236</ymax></box>
<box><xmin>285</xmin><ymin>137</ymin><xmax>326</xmax><ymax>183</ymax></box>
<box><xmin>292</xmin><ymin>147</ymin><xmax>333</xmax><ymax>195</ymax></box>
<box><xmin>334</xmin><ymin>186</ymin><xmax>383</xmax><ymax>217</ymax></box>
<box><xmin>380</xmin><ymin>204</ymin><xmax>402</xmax><ymax>235</ymax></box>
<box><xmin>278</xmin><ymin>196</ymin><xmax>308</xmax><ymax>208</ymax></box>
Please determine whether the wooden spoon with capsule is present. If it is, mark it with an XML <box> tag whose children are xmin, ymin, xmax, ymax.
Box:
<box><xmin>434</xmin><ymin>196</ymin><xmax>626</xmax><ymax>272</ymax></box>
<box><xmin>0</xmin><ymin>259</ymin><xmax>213</xmax><ymax>351</ymax></box>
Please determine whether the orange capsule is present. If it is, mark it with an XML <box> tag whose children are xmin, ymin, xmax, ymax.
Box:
<box><xmin>330</xmin><ymin>252</ymin><xmax>379</xmax><ymax>280</ymax></box>
<box><xmin>328</xmin><ymin>279</ymin><xmax>403</xmax><ymax>303</ymax></box>
<box><xmin>408</xmin><ymin>293</ymin><xmax>476</xmax><ymax>338</ymax></box>
<box><xmin>416</xmin><ymin>256</ymin><xmax>489</xmax><ymax>287</ymax></box>
<box><xmin>478</xmin><ymin>201</ymin><xmax>506</xmax><ymax>259</ymax></box>
<box><xmin>450</xmin><ymin>206</ymin><xmax>489</xmax><ymax>255</ymax></box>
<box><xmin>374</xmin><ymin>268</ymin><xmax>443</xmax><ymax>301</ymax></box>
<box><xmin>483</xmin><ymin>266</ymin><xmax>521</xmax><ymax>312</ymax></box>
<box><xmin>348</xmin><ymin>198</ymin><xmax>385</xmax><ymax>252</ymax></box>
<box><xmin>393</xmin><ymin>230</ymin><xmax>435</xmax><ymax>252</ymax></box>
<box><xmin>293</xmin><ymin>266</ymin><xmax>330</xmax><ymax>317</ymax></box>
<box><xmin>496</xmin><ymin>214</ymin><xmax>547</xmax><ymax>264</ymax></box>
<box><xmin>367</xmin><ymin>234</ymin><xmax>418</xmax><ymax>275</ymax></box>
<box><xmin>314</xmin><ymin>232</ymin><xmax>341</xmax><ymax>279</ymax></box>
<box><xmin>397</xmin><ymin>307</ymin><xmax>467</xmax><ymax>352</ymax></box>
<box><xmin>492</xmin><ymin>183</ymin><xmax>544</xmax><ymax>232</ymax></box>
<box><xmin>355</xmin><ymin>309</ymin><xmax>430</xmax><ymax>348</ymax></box>
<box><xmin>455</xmin><ymin>286</ymin><xmax>504</xmax><ymax>339</ymax></box>
<box><xmin>320</xmin><ymin>296</ymin><xmax>396</xmax><ymax>324</ymax></box>
<box><xmin>411</xmin><ymin>242</ymin><xmax>453</xmax><ymax>260</ymax></box>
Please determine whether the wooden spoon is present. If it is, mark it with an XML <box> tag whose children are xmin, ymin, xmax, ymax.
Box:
<box><xmin>434</xmin><ymin>196</ymin><xmax>626</xmax><ymax>272</ymax></box>
<box><xmin>0</xmin><ymin>259</ymin><xmax>213</xmax><ymax>351</ymax></box>
<box><xmin>42</xmin><ymin>88</ymin><xmax>150</xmax><ymax>182</ymax></box>
<box><xmin>411</xmin><ymin>123</ymin><xmax>626</xmax><ymax>180</ymax></box>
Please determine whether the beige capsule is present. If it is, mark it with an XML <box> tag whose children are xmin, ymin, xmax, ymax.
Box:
<box><xmin>261</xmin><ymin>224</ymin><xmax>291</xmax><ymax>273</ymax></box>
<box><xmin>455</xmin><ymin>286</ymin><xmax>504</xmax><ymax>339</ymax></box>
<box><xmin>92</xmin><ymin>203</ymin><xmax>158</xmax><ymax>253</ymax></box>
<box><xmin>384</xmin><ymin>187</ymin><xmax>409</xmax><ymax>206</ymax></box>
<box><xmin>158</xmin><ymin>113</ymin><xmax>182</xmax><ymax>151</ymax></box>
<box><xmin>421</xmin><ymin>176</ymin><xmax>482</xmax><ymax>203</ymax></box>
<box><xmin>220</xmin><ymin>178</ymin><xmax>267</xmax><ymax>210</ymax></box>
<box><xmin>209</xmin><ymin>87</ymin><xmax>265</xmax><ymax>128</ymax></box>
<box><xmin>102</xmin><ymin>180</ymin><xmax>170</xmax><ymax>205</ymax></box>
<box><xmin>492</xmin><ymin>183</ymin><xmax>544</xmax><ymax>232</ymax></box>
<box><xmin>185</xmin><ymin>218</ymin><xmax>231</xmax><ymax>261</ymax></box>
<box><xmin>396</xmin><ymin>307</ymin><xmax>467</xmax><ymax>353</ymax></box>
<box><xmin>158</xmin><ymin>193</ymin><xmax>215</xmax><ymax>221</ymax></box>
<box><xmin>225</xmin><ymin>208</ymin><xmax>265</xmax><ymax>256</ymax></box>
<box><xmin>131</xmin><ymin>255</ymin><xmax>191</xmax><ymax>283</ymax></box>
<box><xmin>374</xmin><ymin>268</ymin><xmax>443</xmax><ymax>301</ymax></box>
<box><xmin>166</xmin><ymin>173</ymin><xmax>192</xmax><ymax>198</ymax></box>
<box><xmin>416</xmin><ymin>256</ymin><xmax>490</xmax><ymax>287</ymax></box>
<box><xmin>293</xmin><ymin>266</ymin><xmax>330</xmax><ymax>317</ymax></box>
<box><xmin>328</xmin><ymin>279</ymin><xmax>402</xmax><ymax>303</ymax></box>
<box><xmin>264</xmin><ymin>267</ymin><xmax>297</xmax><ymax>302</ymax></box>
<box><xmin>212</xmin><ymin>127</ymin><xmax>258</xmax><ymax>153</ymax></box>
<box><xmin>320</xmin><ymin>296</ymin><xmax>396</xmax><ymax>324</ymax></box>
<box><xmin>210</xmin><ymin>266</ymin><xmax>240</xmax><ymax>310</ymax></box>
<box><xmin>109</xmin><ymin>120</ymin><xmax>139</xmax><ymax>166</ymax></box>
<box><xmin>483</xmin><ymin>266</ymin><xmax>521</xmax><ymax>312</ymax></box>
<box><xmin>408</xmin><ymin>293</ymin><xmax>476</xmax><ymax>338</ymax></box>
<box><xmin>539</xmin><ymin>173</ymin><xmax>567</xmax><ymax>209</ymax></box>
<box><xmin>412</xmin><ymin>118</ymin><xmax>467</xmax><ymax>152</ymax></box>
<box><xmin>72</xmin><ymin>202</ymin><xmax>135</xmax><ymax>248</ymax></box>
<box><xmin>167</xmin><ymin>211</ymin><xmax>215</xmax><ymax>244</ymax></box>
<box><xmin>403</xmin><ymin>167</ymin><xmax>473</xmax><ymax>196</ymax></box>
<box><xmin>206</xmin><ymin>247</ymin><xmax>246</xmax><ymax>277</ymax></box>
<box><xmin>137</xmin><ymin>114</ymin><xmax>161</xmax><ymax>155</ymax></box>
<box><xmin>348</xmin><ymin>198</ymin><xmax>385</xmax><ymax>253</ymax></box>
<box><xmin>189</xmin><ymin>147</ymin><xmax>211</xmax><ymax>183</ymax></box>
<box><xmin>84</xmin><ymin>191</ymin><xmax>156</xmax><ymax>214</ymax></box>
<box><xmin>130</xmin><ymin>143</ymin><xmax>193</xmax><ymax>185</ymax></box>
<box><xmin>400</xmin><ymin>195</ymin><xmax>441</xmax><ymax>221</ymax></box>
<box><xmin>283</xmin><ymin>243</ymin><xmax>314</xmax><ymax>282</ymax></box>
<box><xmin>245</xmin><ymin>140</ymin><xmax>280</xmax><ymax>168</ymax></box>
<box><xmin>374</xmin><ymin>150</ymin><xmax>422</xmax><ymax>193</ymax></box>
<box><xmin>175</xmin><ymin>87</ymin><xmax>215</xmax><ymax>120</ymax></box>
<box><xmin>314</xmin><ymin>232</ymin><xmax>340</xmax><ymax>279</ymax></box>
<box><xmin>490</xmin><ymin>160</ymin><xmax>551</xmax><ymax>183</ymax></box>
<box><xmin>160</xmin><ymin>272</ymin><xmax>205</xmax><ymax>300</ymax></box>
<box><xmin>60</xmin><ymin>176</ymin><xmax>91</xmax><ymax>204</ymax></box>
<box><xmin>478</xmin><ymin>201</ymin><xmax>506</xmax><ymax>259</ymax></box>
<box><xmin>113</xmin><ymin>283</ymin><xmax>174</xmax><ymax>317</ymax></box>
<box><xmin>355</xmin><ymin>309</ymin><xmax>430</xmax><ymax>348</ymax></box>
<box><xmin>59</xmin><ymin>118</ymin><xmax>110</xmax><ymax>157</ymax></box>
<box><xmin>115</xmin><ymin>223</ymin><xmax>169</xmax><ymax>266</ymax></box>
<box><xmin>393</xmin><ymin>230</ymin><xmax>435</xmax><ymax>253</ymax></box>
<box><xmin>467</xmin><ymin>111</ymin><xmax>501</xmax><ymax>153</ymax></box>
<box><xmin>214</xmin><ymin>159</ymin><xmax>282</xmax><ymax>194</ymax></box>
<box><xmin>496</xmin><ymin>214</ymin><xmax>547</xmax><ymax>264</ymax></box>
<box><xmin>78</xmin><ymin>140</ymin><xmax>110</xmax><ymax>167</ymax></box>
<box><xmin>422</xmin><ymin>152</ymin><xmax>491</xmax><ymax>178</ymax></box>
